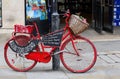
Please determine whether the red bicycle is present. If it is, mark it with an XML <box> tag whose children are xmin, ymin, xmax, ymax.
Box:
<box><xmin>4</xmin><ymin>10</ymin><xmax>97</xmax><ymax>73</ymax></box>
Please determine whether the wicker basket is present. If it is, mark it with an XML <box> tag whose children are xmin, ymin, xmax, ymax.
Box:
<box><xmin>69</xmin><ymin>14</ymin><xmax>89</xmax><ymax>35</ymax></box>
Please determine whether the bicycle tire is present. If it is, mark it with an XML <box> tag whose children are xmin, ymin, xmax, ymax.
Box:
<box><xmin>4</xmin><ymin>35</ymin><xmax>37</xmax><ymax>72</ymax></box>
<box><xmin>60</xmin><ymin>35</ymin><xmax>97</xmax><ymax>73</ymax></box>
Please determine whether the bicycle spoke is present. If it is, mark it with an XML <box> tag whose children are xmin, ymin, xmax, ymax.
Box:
<box><xmin>64</xmin><ymin>47</ymin><xmax>77</xmax><ymax>55</ymax></box>
<box><xmin>12</xmin><ymin>57</ymin><xmax>20</xmax><ymax>65</ymax></box>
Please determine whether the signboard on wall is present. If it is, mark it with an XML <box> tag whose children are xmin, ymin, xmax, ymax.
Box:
<box><xmin>26</xmin><ymin>0</ymin><xmax>48</xmax><ymax>21</ymax></box>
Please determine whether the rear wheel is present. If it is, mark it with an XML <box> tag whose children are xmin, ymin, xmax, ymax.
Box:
<box><xmin>60</xmin><ymin>36</ymin><xmax>97</xmax><ymax>73</ymax></box>
<box><xmin>4</xmin><ymin>35</ymin><xmax>37</xmax><ymax>72</ymax></box>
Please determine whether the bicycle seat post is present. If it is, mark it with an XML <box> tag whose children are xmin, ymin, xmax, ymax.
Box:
<box><xmin>33</xmin><ymin>22</ymin><xmax>41</xmax><ymax>37</ymax></box>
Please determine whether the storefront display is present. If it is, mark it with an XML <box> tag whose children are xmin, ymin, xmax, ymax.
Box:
<box><xmin>26</xmin><ymin>0</ymin><xmax>49</xmax><ymax>35</ymax></box>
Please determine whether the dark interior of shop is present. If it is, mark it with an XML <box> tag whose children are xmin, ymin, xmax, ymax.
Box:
<box><xmin>58</xmin><ymin>0</ymin><xmax>92</xmax><ymax>28</ymax></box>
<box><xmin>58</xmin><ymin>0</ymin><xmax>120</xmax><ymax>34</ymax></box>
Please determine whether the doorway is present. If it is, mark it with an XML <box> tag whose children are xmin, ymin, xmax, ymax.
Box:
<box><xmin>94</xmin><ymin>0</ymin><xmax>114</xmax><ymax>33</ymax></box>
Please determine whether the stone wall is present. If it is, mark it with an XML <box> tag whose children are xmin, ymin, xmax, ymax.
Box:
<box><xmin>2</xmin><ymin>0</ymin><xmax>25</xmax><ymax>28</ymax></box>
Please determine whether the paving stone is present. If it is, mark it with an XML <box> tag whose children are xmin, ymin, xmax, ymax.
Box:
<box><xmin>116</xmin><ymin>54</ymin><xmax>120</xmax><ymax>58</ymax></box>
<box><xmin>107</xmin><ymin>54</ymin><xmax>120</xmax><ymax>63</ymax></box>
<box><xmin>98</xmin><ymin>55</ymin><xmax>115</xmax><ymax>64</ymax></box>
<box><xmin>0</xmin><ymin>69</ymin><xmax>26</xmax><ymax>79</ymax></box>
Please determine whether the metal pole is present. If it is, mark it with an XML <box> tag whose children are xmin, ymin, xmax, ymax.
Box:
<box><xmin>51</xmin><ymin>0</ymin><xmax>60</xmax><ymax>70</ymax></box>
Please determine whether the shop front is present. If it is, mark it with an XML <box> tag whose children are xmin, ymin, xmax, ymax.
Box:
<box><xmin>25</xmin><ymin>0</ymin><xmax>49</xmax><ymax>35</ymax></box>
<box><xmin>1</xmin><ymin>0</ymin><xmax>120</xmax><ymax>34</ymax></box>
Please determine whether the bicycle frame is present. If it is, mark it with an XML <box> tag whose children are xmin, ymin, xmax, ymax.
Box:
<box><xmin>30</xmin><ymin>11</ymin><xmax>79</xmax><ymax>57</ymax></box>
<box><xmin>5</xmin><ymin>10</ymin><xmax>80</xmax><ymax>63</ymax></box>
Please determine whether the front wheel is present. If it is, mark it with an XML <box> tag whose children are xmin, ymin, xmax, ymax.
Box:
<box><xmin>60</xmin><ymin>36</ymin><xmax>97</xmax><ymax>73</ymax></box>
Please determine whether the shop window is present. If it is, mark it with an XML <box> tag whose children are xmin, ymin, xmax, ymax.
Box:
<box><xmin>25</xmin><ymin>0</ymin><xmax>49</xmax><ymax>35</ymax></box>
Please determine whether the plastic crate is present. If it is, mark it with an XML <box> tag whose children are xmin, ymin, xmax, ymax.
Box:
<box><xmin>113</xmin><ymin>19</ymin><xmax>120</xmax><ymax>26</ymax></box>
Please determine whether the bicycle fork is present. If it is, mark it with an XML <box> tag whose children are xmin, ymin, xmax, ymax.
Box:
<box><xmin>71</xmin><ymin>38</ymin><xmax>80</xmax><ymax>56</ymax></box>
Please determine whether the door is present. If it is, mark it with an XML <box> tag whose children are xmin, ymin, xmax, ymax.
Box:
<box><xmin>94</xmin><ymin>0</ymin><xmax>113</xmax><ymax>33</ymax></box>
<box><xmin>102</xmin><ymin>0</ymin><xmax>113</xmax><ymax>33</ymax></box>
<box><xmin>95</xmin><ymin>0</ymin><xmax>104</xmax><ymax>33</ymax></box>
